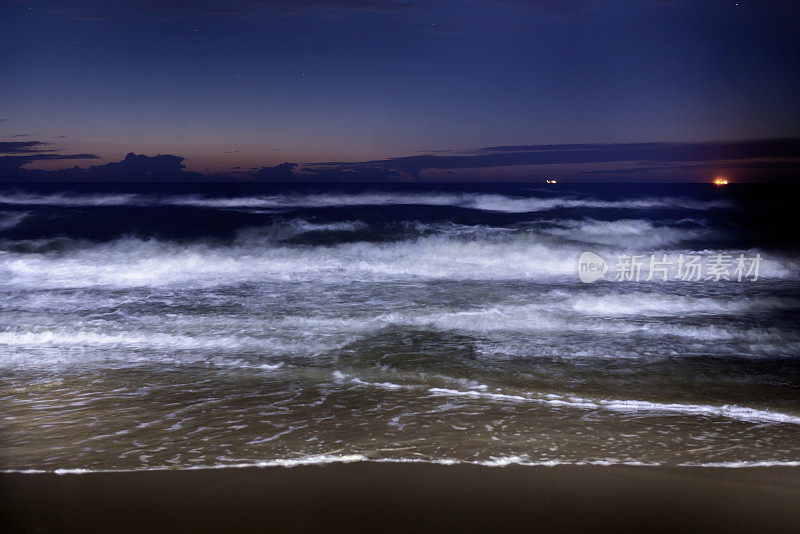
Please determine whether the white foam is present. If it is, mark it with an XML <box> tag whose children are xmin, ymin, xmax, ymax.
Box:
<box><xmin>0</xmin><ymin>191</ymin><xmax>730</xmax><ymax>213</ymax></box>
<box><xmin>539</xmin><ymin>219</ymin><xmax>709</xmax><ymax>248</ymax></box>
<box><xmin>350</xmin><ymin>377</ymin><xmax>409</xmax><ymax>390</ymax></box>
<box><xmin>6</xmin><ymin>455</ymin><xmax>798</xmax><ymax>475</ymax></box>
<box><xmin>426</xmin><ymin>387</ymin><xmax>800</xmax><ymax>425</ymax></box>
<box><xmin>367</xmin><ymin>305</ymin><xmax>795</xmax><ymax>343</ymax></box>
<box><xmin>1</xmin><ymin>232</ymin><xmax>795</xmax><ymax>290</ymax></box>
<box><xmin>0</xmin><ymin>327</ymin><xmax>336</xmax><ymax>368</ymax></box>
<box><xmin>321</xmin><ymin>375</ymin><xmax>800</xmax><ymax>425</ymax></box>
<box><xmin>31</xmin><ymin>454</ymin><xmax>369</xmax><ymax>474</ymax></box>
<box><xmin>0</xmin><ymin>329</ymin><xmax>324</xmax><ymax>352</ymax></box>
<box><xmin>681</xmin><ymin>461</ymin><xmax>800</xmax><ymax>468</ymax></box>
<box><xmin>0</xmin><ymin>192</ymin><xmax>142</xmax><ymax>206</ymax></box>
<box><xmin>0</xmin><ymin>292</ymin><xmax>795</xmax><ymax>368</ymax></box>
<box><xmin>566</xmin><ymin>292</ymin><xmax>778</xmax><ymax>316</ymax></box>
<box><xmin>233</xmin><ymin>219</ymin><xmax>368</xmax><ymax>243</ymax></box>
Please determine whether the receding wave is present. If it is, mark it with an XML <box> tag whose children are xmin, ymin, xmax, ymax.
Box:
<box><xmin>333</xmin><ymin>373</ymin><xmax>800</xmax><ymax>425</ymax></box>
<box><xmin>426</xmin><ymin>387</ymin><xmax>800</xmax><ymax>425</ymax></box>
<box><xmin>1</xmin><ymin>296</ymin><xmax>797</xmax><ymax>369</ymax></box>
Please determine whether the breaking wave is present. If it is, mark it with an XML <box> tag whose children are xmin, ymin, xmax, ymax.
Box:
<box><xmin>0</xmin><ymin>231</ymin><xmax>794</xmax><ymax>289</ymax></box>
<box><xmin>0</xmin><ymin>191</ymin><xmax>731</xmax><ymax>212</ymax></box>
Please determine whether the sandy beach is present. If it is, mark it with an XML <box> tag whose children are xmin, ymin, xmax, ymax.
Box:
<box><xmin>2</xmin><ymin>463</ymin><xmax>800</xmax><ymax>533</ymax></box>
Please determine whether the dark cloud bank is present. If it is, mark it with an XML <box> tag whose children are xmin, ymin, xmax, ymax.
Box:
<box><xmin>1</xmin><ymin>138</ymin><xmax>798</xmax><ymax>182</ymax></box>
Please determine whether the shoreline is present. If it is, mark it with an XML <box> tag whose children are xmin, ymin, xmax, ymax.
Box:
<box><xmin>3</xmin><ymin>463</ymin><xmax>800</xmax><ymax>533</ymax></box>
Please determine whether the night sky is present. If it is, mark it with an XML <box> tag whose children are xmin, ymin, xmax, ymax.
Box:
<box><xmin>1</xmin><ymin>0</ymin><xmax>799</xmax><ymax>181</ymax></box>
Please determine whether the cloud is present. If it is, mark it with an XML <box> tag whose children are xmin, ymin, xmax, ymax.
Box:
<box><xmin>0</xmin><ymin>157</ymin><xmax>30</xmax><ymax>176</ymax></box>
<box><xmin>301</xmin><ymin>163</ymin><xmax>404</xmax><ymax>181</ymax></box>
<box><xmin>349</xmin><ymin>138</ymin><xmax>800</xmax><ymax>172</ymax></box>
<box><xmin>0</xmin><ymin>140</ymin><xmax>52</xmax><ymax>154</ymax></box>
<box><xmin>4</xmin><ymin>138</ymin><xmax>799</xmax><ymax>182</ymax></box>
<box><xmin>0</xmin><ymin>152</ymin><xmax>204</xmax><ymax>181</ymax></box>
<box><xmin>248</xmin><ymin>161</ymin><xmax>403</xmax><ymax>181</ymax></box>
<box><xmin>584</xmin><ymin>160</ymin><xmax>800</xmax><ymax>175</ymax></box>
<box><xmin>0</xmin><ymin>153</ymin><xmax>100</xmax><ymax>177</ymax></box>
<box><xmin>81</xmin><ymin>152</ymin><xmax>197</xmax><ymax>180</ymax></box>
<box><xmin>252</xmin><ymin>162</ymin><xmax>298</xmax><ymax>181</ymax></box>
<box><xmin>0</xmin><ymin>137</ymin><xmax>100</xmax><ymax>178</ymax></box>
<box><xmin>288</xmin><ymin>138</ymin><xmax>800</xmax><ymax>181</ymax></box>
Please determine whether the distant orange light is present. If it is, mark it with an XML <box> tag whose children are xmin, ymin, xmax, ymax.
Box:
<box><xmin>546</xmin><ymin>179</ymin><xmax>557</xmax><ymax>184</ymax></box>
<box><xmin>713</xmin><ymin>178</ymin><xmax>728</xmax><ymax>186</ymax></box>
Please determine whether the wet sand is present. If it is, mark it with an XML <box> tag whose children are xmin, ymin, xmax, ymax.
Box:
<box><xmin>2</xmin><ymin>463</ymin><xmax>800</xmax><ymax>533</ymax></box>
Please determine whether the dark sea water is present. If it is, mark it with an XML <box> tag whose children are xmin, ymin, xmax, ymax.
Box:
<box><xmin>1</xmin><ymin>182</ymin><xmax>799</xmax><ymax>472</ymax></box>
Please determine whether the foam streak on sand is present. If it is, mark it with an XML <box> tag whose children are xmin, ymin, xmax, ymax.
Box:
<box><xmin>427</xmin><ymin>387</ymin><xmax>800</xmax><ymax>425</ymax></box>
<box><xmin>422</xmin><ymin>386</ymin><xmax>800</xmax><ymax>425</ymax></box>
<box><xmin>4</xmin><ymin>456</ymin><xmax>800</xmax><ymax>475</ymax></box>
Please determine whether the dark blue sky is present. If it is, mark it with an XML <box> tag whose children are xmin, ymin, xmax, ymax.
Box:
<box><xmin>1</xmin><ymin>0</ymin><xmax>799</xmax><ymax>181</ymax></box>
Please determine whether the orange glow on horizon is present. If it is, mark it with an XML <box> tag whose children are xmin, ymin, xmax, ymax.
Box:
<box><xmin>714</xmin><ymin>177</ymin><xmax>729</xmax><ymax>185</ymax></box>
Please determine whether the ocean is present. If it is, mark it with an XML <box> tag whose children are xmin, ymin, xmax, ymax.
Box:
<box><xmin>1</xmin><ymin>182</ymin><xmax>799</xmax><ymax>472</ymax></box>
